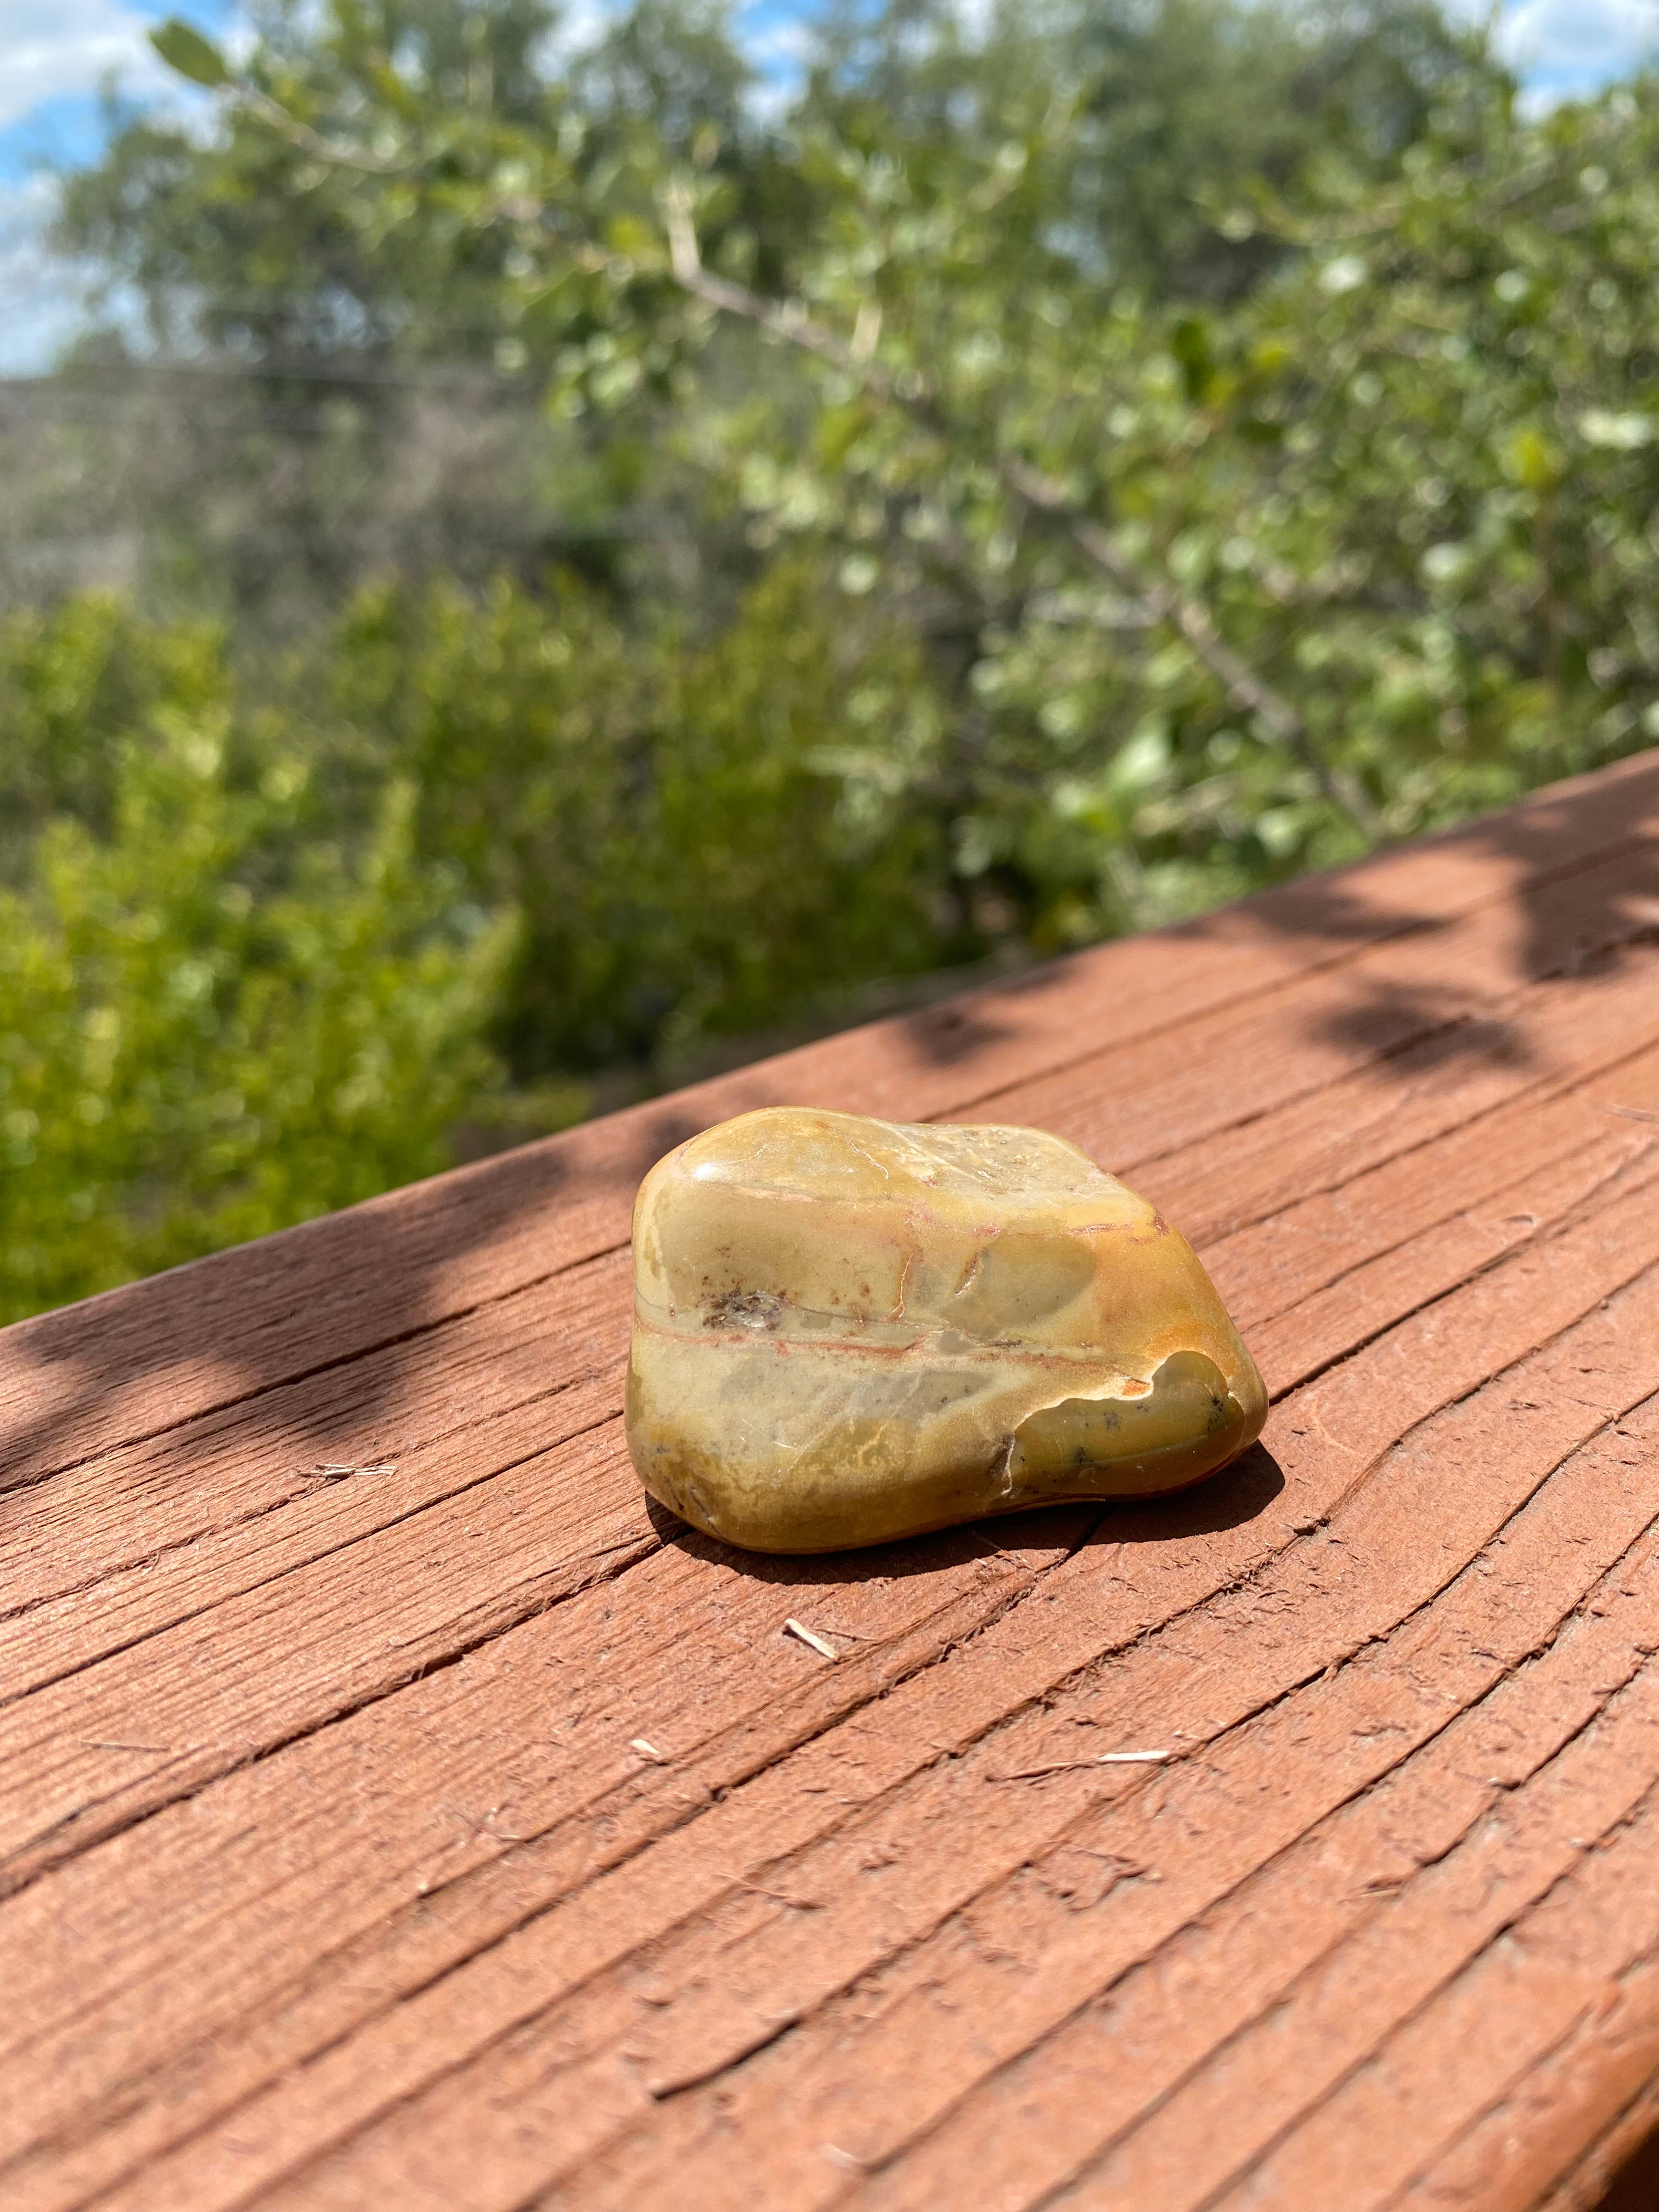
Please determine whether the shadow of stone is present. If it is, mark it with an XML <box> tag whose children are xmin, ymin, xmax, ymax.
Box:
<box><xmin>642</xmin><ymin>1448</ymin><xmax>1284</xmax><ymax>1583</ymax></box>
<box><xmin>1596</xmin><ymin>2117</ymin><xmax>1659</xmax><ymax>2212</ymax></box>
<box><xmin>1092</xmin><ymin>1442</ymin><xmax>1286</xmax><ymax>1544</ymax></box>
<box><xmin>642</xmin><ymin>1494</ymin><xmax>1093</xmax><ymax>1585</ymax></box>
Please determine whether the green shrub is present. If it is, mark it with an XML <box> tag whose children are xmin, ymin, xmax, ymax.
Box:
<box><xmin>0</xmin><ymin>601</ymin><xmax>511</xmax><ymax>1323</ymax></box>
<box><xmin>336</xmin><ymin>559</ymin><xmax>954</xmax><ymax>1073</ymax></box>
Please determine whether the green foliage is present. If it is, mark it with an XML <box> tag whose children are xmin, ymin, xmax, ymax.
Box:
<box><xmin>0</xmin><ymin>594</ymin><xmax>222</xmax><ymax>867</ymax></box>
<box><xmin>11</xmin><ymin>0</ymin><xmax>1659</xmax><ymax>1324</ymax></box>
<box><xmin>803</xmin><ymin>0</ymin><xmax>1477</xmax><ymax>302</ymax></box>
<box><xmin>148</xmin><ymin>18</ymin><xmax>232</xmax><ymax>88</ymax></box>
<box><xmin>99</xmin><ymin>0</ymin><xmax>1654</xmax><ymax>921</ymax></box>
<box><xmin>338</xmin><ymin>560</ymin><xmax>951</xmax><ymax>1071</ymax></box>
<box><xmin>0</xmin><ymin>599</ymin><xmax>511</xmax><ymax>1324</ymax></box>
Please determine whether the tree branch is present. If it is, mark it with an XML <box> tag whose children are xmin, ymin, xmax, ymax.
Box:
<box><xmin>661</xmin><ymin>185</ymin><xmax>1383</xmax><ymax>839</ymax></box>
<box><xmin>228</xmin><ymin>83</ymin><xmax>420</xmax><ymax>175</ymax></box>
<box><xmin>1001</xmin><ymin>459</ymin><xmax>1382</xmax><ymax>831</ymax></box>
<box><xmin>663</xmin><ymin>188</ymin><xmax>870</xmax><ymax>377</ymax></box>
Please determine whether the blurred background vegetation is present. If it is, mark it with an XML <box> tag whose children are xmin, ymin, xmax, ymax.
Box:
<box><xmin>4</xmin><ymin>0</ymin><xmax>1658</xmax><ymax>1322</ymax></box>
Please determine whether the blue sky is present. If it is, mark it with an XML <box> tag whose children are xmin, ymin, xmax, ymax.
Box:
<box><xmin>1</xmin><ymin>0</ymin><xmax>1652</xmax><ymax>374</ymax></box>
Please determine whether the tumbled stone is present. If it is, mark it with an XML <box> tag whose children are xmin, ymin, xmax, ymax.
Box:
<box><xmin>625</xmin><ymin>1106</ymin><xmax>1267</xmax><ymax>1555</ymax></box>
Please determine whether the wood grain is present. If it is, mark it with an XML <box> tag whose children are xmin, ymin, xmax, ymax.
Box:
<box><xmin>3</xmin><ymin>754</ymin><xmax>1659</xmax><ymax>2212</ymax></box>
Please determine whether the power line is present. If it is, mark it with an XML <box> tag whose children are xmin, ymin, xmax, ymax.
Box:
<box><xmin>0</xmin><ymin>356</ymin><xmax>548</xmax><ymax>397</ymax></box>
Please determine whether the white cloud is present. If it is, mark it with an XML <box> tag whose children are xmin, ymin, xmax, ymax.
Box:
<box><xmin>528</xmin><ymin>0</ymin><xmax>612</xmax><ymax>74</ymax></box>
<box><xmin>0</xmin><ymin>1</ymin><xmax>235</xmax><ymax>370</ymax></box>
<box><xmin>0</xmin><ymin>172</ymin><xmax>89</xmax><ymax>372</ymax></box>
<box><xmin>739</xmin><ymin>14</ymin><xmax>814</xmax><ymax>69</ymax></box>
<box><xmin>1474</xmin><ymin>0</ymin><xmax>1657</xmax><ymax>92</ymax></box>
<box><xmin>0</xmin><ymin>0</ymin><xmax>177</xmax><ymax>134</ymax></box>
<box><xmin>740</xmin><ymin>14</ymin><xmax>813</xmax><ymax>120</ymax></box>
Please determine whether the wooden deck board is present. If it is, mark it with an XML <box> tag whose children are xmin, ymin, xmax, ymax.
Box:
<box><xmin>4</xmin><ymin>751</ymin><xmax>1659</xmax><ymax>2212</ymax></box>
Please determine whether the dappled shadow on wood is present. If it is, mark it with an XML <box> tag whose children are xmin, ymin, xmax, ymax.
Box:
<box><xmin>1197</xmin><ymin>758</ymin><xmax>1659</xmax><ymax>1082</ymax></box>
<box><xmin>1311</xmin><ymin>979</ymin><xmax>1536</xmax><ymax>1076</ymax></box>
<box><xmin>0</xmin><ymin>1090</ymin><xmax>748</xmax><ymax>1495</ymax></box>
<box><xmin>0</xmin><ymin>1135</ymin><xmax>586</xmax><ymax>1494</ymax></box>
<box><xmin>7</xmin><ymin>759</ymin><xmax>1659</xmax><ymax>2212</ymax></box>
<box><xmin>1189</xmin><ymin>760</ymin><xmax>1659</xmax><ymax>982</ymax></box>
<box><xmin>888</xmin><ymin>991</ymin><xmax>1023</xmax><ymax>1070</ymax></box>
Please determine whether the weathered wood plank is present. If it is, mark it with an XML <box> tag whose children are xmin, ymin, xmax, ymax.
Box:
<box><xmin>446</xmin><ymin>1342</ymin><xmax>1659</xmax><ymax>2211</ymax></box>
<box><xmin>6</xmin><ymin>821</ymin><xmax>1656</xmax><ymax>1675</ymax></box>
<box><xmin>3</xmin><ymin>753</ymin><xmax>1658</xmax><ymax>2212</ymax></box>
<box><xmin>1532</xmin><ymin>2038</ymin><xmax>1659</xmax><ymax>2212</ymax></box>
<box><xmin>10</xmin><ymin>1155</ymin><xmax>1659</xmax><ymax>2209</ymax></box>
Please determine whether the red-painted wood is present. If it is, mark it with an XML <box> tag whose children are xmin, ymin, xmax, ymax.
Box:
<box><xmin>5</xmin><ymin>752</ymin><xmax>1659</xmax><ymax>2212</ymax></box>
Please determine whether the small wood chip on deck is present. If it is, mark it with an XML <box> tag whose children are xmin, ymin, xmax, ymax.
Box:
<box><xmin>5</xmin><ymin>751</ymin><xmax>1659</xmax><ymax>2212</ymax></box>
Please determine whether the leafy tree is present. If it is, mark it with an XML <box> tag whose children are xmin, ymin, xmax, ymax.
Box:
<box><xmin>0</xmin><ymin>597</ymin><xmax>511</xmax><ymax>1322</ymax></box>
<box><xmin>64</xmin><ymin>0</ymin><xmax>563</xmax><ymax>368</ymax></box>
<box><xmin>48</xmin><ymin>0</ymin><xmax>1478</xmax><ymax>637</ymax></box>
<box><xmin>145</xmin><ymin>0</ymin><xmax>1652</xmax><ymax>905</ymax></box>
<box><xmin>801</xmin><ymin>0</ymin><xmax>1479</xmax><ymax>302</ymax></box>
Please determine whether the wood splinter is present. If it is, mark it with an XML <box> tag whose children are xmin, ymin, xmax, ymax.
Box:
<box><xmin>994</xmin><ymin>1749</ymin><xmax>1171</xmax><ymax>1782</ymax></box>
<box><xmin>783</xmin><ymin>1618</ymin><xmax>839</xmax><ymax>1658</ymax></box>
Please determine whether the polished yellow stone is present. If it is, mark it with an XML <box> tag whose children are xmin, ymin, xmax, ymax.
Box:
<box><xmin>625</xmin><ymin>1105</ymin><xmax>1267</xmax><ymax>1555</ymax></box>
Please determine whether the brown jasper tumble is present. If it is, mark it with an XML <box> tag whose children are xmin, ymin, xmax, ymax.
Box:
<box><xmin>625</xmin><ymin>1106</ymin><xmax>1267</xmax><ymax>1555</ymax></box>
